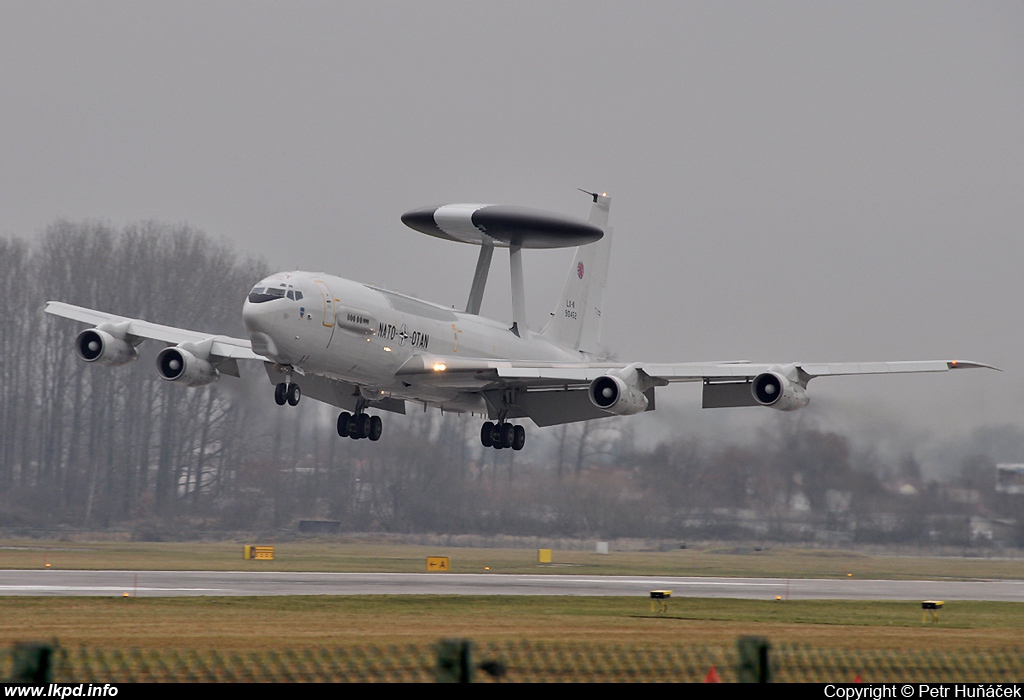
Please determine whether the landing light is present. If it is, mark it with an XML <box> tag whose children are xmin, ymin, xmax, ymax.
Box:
<box><xmin>384</xmin><ymin>347</ymin><xmax>392</xmax><ymax>352</ymax></box>
<box><xmin>433</xmin><ymin>363</ymin><xmax>447</xmax><ymax>372</ymax></box>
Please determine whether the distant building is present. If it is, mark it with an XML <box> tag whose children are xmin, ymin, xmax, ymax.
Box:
<box><xmin>996</xmin><ymin>464</ymin><xmax>1024</xmax><ymax>496</ymax></box>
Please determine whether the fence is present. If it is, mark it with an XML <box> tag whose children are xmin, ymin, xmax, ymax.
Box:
<box><xmin>4</xmin><ymin>640</ymin><xmax>1023</xmax><ymax>683</ymax></box>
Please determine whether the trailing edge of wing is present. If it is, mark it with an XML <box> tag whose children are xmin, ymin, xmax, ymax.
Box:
<box><xmin>44</xmin><ymin>301</ymin><xmax>262</xmax><ymax>361</ymax></box>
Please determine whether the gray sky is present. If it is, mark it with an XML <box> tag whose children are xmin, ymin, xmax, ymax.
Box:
<box><xmin>2</xmin><ymin>1</ymin><xmax>1022</xmax><ymax>465</ymax></box>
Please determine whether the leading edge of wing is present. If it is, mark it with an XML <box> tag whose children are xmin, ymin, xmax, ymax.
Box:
<box><xmin>44</xmin><ymin>301</ymin><xmax>262</xmax><ymax>361</ymax></box>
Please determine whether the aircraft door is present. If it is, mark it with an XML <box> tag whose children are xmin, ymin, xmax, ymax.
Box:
<box><xmin>313</xmin><ymin>280</ymin><xmax>336</xmax><ymax>329</ymax></box>
<box><xmin>313</xmin><ymin>279</ymin><xmax>339</xmax><ymax>349</ymax></box>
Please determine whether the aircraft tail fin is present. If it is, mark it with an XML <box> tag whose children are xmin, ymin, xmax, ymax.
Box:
<box><xmin>541</xmin><ymin>193</ymin><xmax>612</xmax><ymax>355</ymax></box>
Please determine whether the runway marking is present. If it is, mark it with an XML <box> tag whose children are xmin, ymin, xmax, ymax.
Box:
<box><xmin>0</xmin><ymin>586</ymin><xmax>229</xmax><ymax>593</ymax></box>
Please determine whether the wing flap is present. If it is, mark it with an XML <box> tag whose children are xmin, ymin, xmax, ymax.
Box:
<box><xmin>513</xmin><ymin>387</ymin><xmax>656</xmax><ymax>426</ymax></box>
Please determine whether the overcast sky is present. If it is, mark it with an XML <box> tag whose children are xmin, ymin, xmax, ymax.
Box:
<box><xmin>2</xmin><ymin>1</ymin><xmax>1021</xmax><ymax>467</ymax></box>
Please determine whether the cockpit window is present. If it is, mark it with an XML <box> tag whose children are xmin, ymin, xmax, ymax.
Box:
<box><xmin>247</xmin><ymin>286</ymin><xmax>287</xmax><ymax>304</ymax></box>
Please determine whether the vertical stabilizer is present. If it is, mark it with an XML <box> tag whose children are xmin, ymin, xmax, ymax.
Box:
<box><xmin>541</xmin><ymin>193</ymin><xmax>612</xmax><ymax>355</ymax></box>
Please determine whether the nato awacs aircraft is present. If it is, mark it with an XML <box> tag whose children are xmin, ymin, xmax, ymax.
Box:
<box><xmin>45</xmin><ymin>192</ymin><xmax>994</xmax><ymax>451</ymax></box>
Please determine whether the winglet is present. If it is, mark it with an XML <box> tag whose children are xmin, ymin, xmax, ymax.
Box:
<box><xmin>947</xmin><ymin>360</ymin><xmax>1002</xmax><ymax>371</ymax></box>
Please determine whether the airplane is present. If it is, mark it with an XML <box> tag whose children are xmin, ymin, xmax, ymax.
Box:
<box><xmin>44</xmin><ymin>191</ymin><xmax>995</xmax><ymax>452</ymax></box>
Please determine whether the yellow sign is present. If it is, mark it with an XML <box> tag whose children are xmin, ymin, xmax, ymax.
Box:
<box><xmin>243</xmin><ymin>545</ymin><xmax>275</xmax><ymax>560</ymax></box>
<box><xmin>427</xmin><ymin>556</ymin><xmax>450</xmax><ymax>571</ymax></box>
<box><xmin>538</xmin><ymin>549</ymin><xmax>552</xmax><ymax>563</ymax></box>
<box><xmin>922</xmin><ymin>600</ymin><xmax>944</xmax><ymax>623</ymax></box>
<box><xmin>650</xmin><ymin>590</ymin><xmax>672</xmax><ymax>613</ymax></box>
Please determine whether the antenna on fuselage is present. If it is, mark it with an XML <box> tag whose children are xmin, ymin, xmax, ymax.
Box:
<box><xmin>399</xmin><ymin>200</ymin><xmax>604</xmax><ymax>336</ymax></box>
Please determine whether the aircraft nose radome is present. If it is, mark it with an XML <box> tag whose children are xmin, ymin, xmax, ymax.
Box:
<box><xmin>241</xmin><ymin>299</ymin><xmax>273</xmax><ymax>336</ymax></box>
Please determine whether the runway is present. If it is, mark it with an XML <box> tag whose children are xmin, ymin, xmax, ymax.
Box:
<box><xmin>0</xmin><ymin>570</ymin><xmax>1022</xmax><ymax>601</ymax></box>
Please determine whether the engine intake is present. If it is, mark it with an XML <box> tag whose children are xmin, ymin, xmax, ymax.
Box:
<box><xmin>156</xmin><ymin>347</ymin><xmax>219</xmax><ymax>387</ymax></box>
<box><xmin>588</xmin><ymin>372</ymin><xmax>649</xmax><ymax>416</ymax></box>
<box><xmin>75</xmin><ymin>329</ymin><xmax>138</xmax><ymax>366</ymax></box>
<box><xmin>751</xmin><ymin>371</ymin><xmax>809</xmax><ymax>411</ymax></box>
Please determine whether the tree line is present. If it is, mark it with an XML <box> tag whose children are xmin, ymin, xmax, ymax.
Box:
<box><xmin>0</xmin><ymin>220</ymin><xmax>1020</xmax><ymax>547</ymax></box>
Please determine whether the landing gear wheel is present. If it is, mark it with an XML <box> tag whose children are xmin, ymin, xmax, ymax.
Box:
<box><xmin>491</xmin><ymin>423</ymin><xmax>504</xmax><ymax>449</ymax></box>
<box><xmin>512</xmin><ymin>425</ymin><xmax>526</xmax><ymax>451</ymax></box>
<box><xmin>349</xmin><ymin>413</ymin><xmax>371</xmax><ymax>440</ymax></box>
<box><xmin>286</xmin><ymin>382</ymin><xmax>301</xmax><ymax>406</ymax></box>
<box><xmin>368</xmin><ymin>415</ymin><xmax>383</xmax><ymax>441</ymax></box>
<box><xmin>500</xmin><ymin>423</ymin><xmax>515</xmax><ymax>449</ymax></box>
<box><xmin>274</xmin><ymin>382</ymin><xmax>288</xmax><ymax>406</ymax></box>
<box><xmin>337</xmin><ymin>412</ymin><xmax>351</xmax><ymax>437</ymax></box>
<box><xmin>480</xmin><ymin>422</ymin><xmax>494</xmax><ymax>447</ymax></box>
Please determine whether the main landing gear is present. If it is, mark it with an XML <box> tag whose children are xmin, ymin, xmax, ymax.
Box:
<box><xmin>337</xmin><ymin>411</ymin><xmax>383</xmax><ymax>441</ymax></box>
<box><xmin>274</xmin><ymin>381</ymin><xmax>301</xmax><ymax>406</ymax></box>
<box><xmin>480</xmin><ymin>421</ymin><xmax>526</xmax><ymax>451</ymax></box>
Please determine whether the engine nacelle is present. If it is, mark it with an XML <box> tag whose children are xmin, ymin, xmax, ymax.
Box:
<box><xmin>155</xmin><ymin>347</ymin><xmax>220</xmax><ymax>387</ymax></box>
<box><xmin>75</xmin><ymin>329</ymin><xmax>138</xmax><ymax>366</ymax></box>
<box><xmin>751</xmin><ymin>371</ymin><xmax>809</xmax><ymax>411</ymax></box>
<box><xmin>588</xmin><ymin>373</ymin><xmax>649</xmax><ymax>416</ymax></box>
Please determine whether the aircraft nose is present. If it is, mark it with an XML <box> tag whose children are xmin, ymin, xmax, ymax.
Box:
<box><xmin>242</xmin><ymin>298</ymin><xmax>272</xmax><ymax>335</ymax></box>
<box><xmin>242</xmin><ymin>299</ymin><xmax>284</xmax><ymax>359</ymax></box>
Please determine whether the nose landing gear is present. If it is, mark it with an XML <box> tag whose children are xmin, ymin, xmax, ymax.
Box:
<box><xmin>273</xmin><ymin>367</ymin><xmax>302</xmax><ymax>406</ymax></box>
<box><xmin>480</xmin><ymin>421</ymin><xmax>525</xmax><ymax>451</ymax></box>
<box><xmin>274</xmin><ymin>382</ymin><xmax>301</xmax><ymax>406</ymax></box>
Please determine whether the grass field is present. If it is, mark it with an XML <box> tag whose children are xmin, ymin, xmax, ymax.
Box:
<box><xmin>2</xmin><ymin>596</ymin><xmax>1022</xmax><ymax>652</ymax></box>
<box><xmin>4</xmin><ymin>538</ymin><xmax>1024</xmax><ymax>580</ymax></box>
<box><xmin>1</xmin><ymin>539</ymin><xmax>1022</xmax><ymax>654</ymax></box>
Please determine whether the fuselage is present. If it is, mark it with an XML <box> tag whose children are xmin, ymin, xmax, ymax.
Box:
<box><xmin>241</xmin><ymin>271</ymin><xmax>583</xmax><ymax>412</ymax></box>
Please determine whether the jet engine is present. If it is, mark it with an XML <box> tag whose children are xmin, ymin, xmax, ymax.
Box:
<box><xmin>751</xmin><ymin>371</ymin><xmax>809</xmax><ymax>411</ymax></box>
<box><xmin>588</xmin><ymin>371</ymin><xmax>649</xmax><ymax>416</ymax></box>
<box><xmin>75</xmin><ymin>329</ymin><xmax>138</xmax><ymax>366</ymax></box>
<box><xmin>155</xmin><ymin>346</ymin><xmax>219</xmax><ymax>387</ymax></box>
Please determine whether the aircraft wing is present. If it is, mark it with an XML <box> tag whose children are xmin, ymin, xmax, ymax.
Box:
<box><xmin>496</xmin><ymin>359</ymin><xmax>995</xmax><ymax>383</ymax></box>
<box><xmin>400</xmin><ymin>355</ymin><xmax>994</xmax><ymax>386</ymax></box>
<box><xmin>44</xmin><ymin>301</ymin><xmax>261</xmax><ymax>361</ymax></box>
<box><xmin>397</xmin><ymin>354</ymin><xmax>997</xmax><ymax>425</ymax></box>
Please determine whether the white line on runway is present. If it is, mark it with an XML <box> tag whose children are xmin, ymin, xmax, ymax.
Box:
<box><xmin>0</xmin><ymin>586</ymin><xmax>230</xmax><ymax>592</ymax></box>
